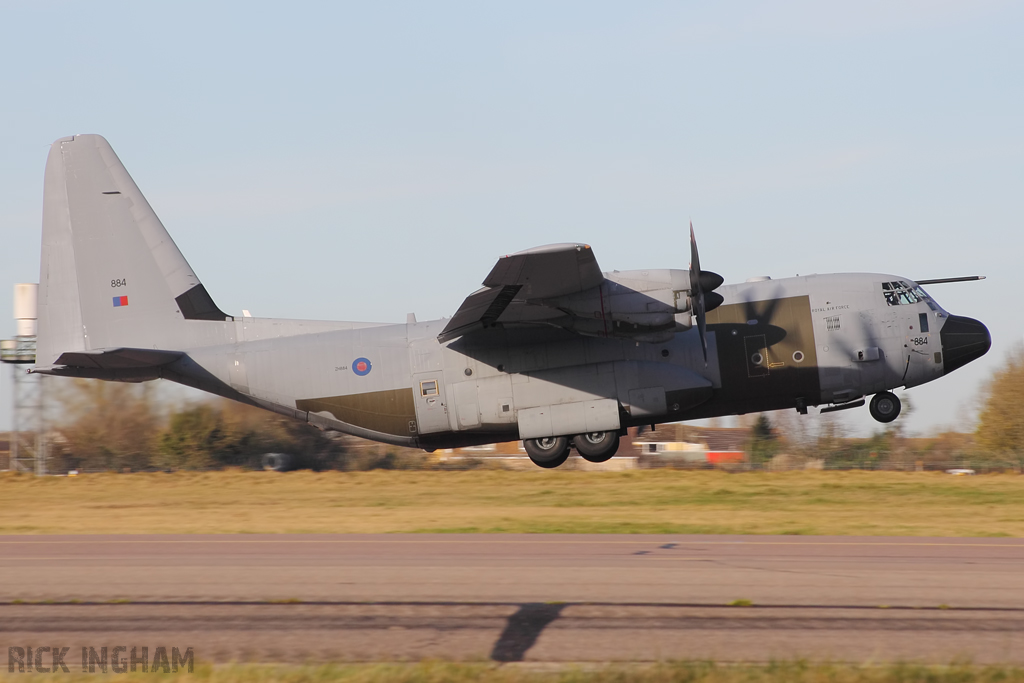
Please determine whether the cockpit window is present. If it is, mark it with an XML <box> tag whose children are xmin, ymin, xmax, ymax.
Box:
<box><xmin>881</xmin><ymin>281</ymin><xmax>930</xmax><ymax>307</ymax></box>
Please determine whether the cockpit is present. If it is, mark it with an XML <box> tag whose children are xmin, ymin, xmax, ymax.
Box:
<box><xmin>881</xmin><ymin>280</ymin><xmax>946</xmax><ymax>316</ymax></box>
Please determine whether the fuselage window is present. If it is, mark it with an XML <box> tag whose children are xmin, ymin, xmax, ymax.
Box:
<box><xmin>919</xmin><ymin>312</ymin><xmax>929</xmax><ymax>333</ymax></box>
<box><xmin>420</xmin><ymin>379</ymin><xmax>439</xmax><ymax>397</ymax></box>
<box><xmin>882</xmin><ymin>282</ymin><xmax>900</xmax><ymax>306</ymax></box>
<box><xmin>882</xmin><ymin>281</ymin><xmax>923</xmax><ymax>306</ymax></box>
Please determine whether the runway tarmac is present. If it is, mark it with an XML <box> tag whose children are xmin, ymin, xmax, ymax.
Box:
<box><xmin>3</xmin><ymin>534</ymin><xmax>1024</xmax><ymax>663</ymax></box>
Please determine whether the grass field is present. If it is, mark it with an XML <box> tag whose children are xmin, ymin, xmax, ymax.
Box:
<box><xmin>3</xmin><ymin>468</ymin><xmax>1024</xmax><ymax>536</ymax></box>
<box><xmin>3</xmin><ymin>661</ymin><xmax>1024</xmax><ymax>683</ymax></box>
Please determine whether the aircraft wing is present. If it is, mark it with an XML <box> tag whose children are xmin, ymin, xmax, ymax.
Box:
<box><xmin>438</xmin><ymin>243</ymin><xmax>603</xmax><ymax>342</ymax></box>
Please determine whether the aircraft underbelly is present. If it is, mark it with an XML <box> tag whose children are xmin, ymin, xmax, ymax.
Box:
<box><xmin>439</xmin><ymin>359</ymin><xmax>713</xmax><ymax>438</ymax></box>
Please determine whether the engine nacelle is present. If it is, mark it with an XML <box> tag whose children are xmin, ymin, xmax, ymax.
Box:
<box><xmin>546</xmin><ymin>269</ymin><xmax>694</xmax><ymax>341</ymax></box>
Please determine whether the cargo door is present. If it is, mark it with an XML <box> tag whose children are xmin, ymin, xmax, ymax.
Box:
<box><xmin>452</xmin><ymin>380</ymin><xmax>481</xmax><ymax>429</ymax></box>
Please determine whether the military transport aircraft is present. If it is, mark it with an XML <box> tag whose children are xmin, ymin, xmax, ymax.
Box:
<box><xmin>31</xmin><ymin>135</ymin><xmax>991</xmax><ymax>467</ymax></box>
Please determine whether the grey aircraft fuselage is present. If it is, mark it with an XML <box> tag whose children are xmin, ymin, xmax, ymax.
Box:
<box><xmin>149</xmin><ymin>271</ymin><xmax>983</xmax><ymax>450</ymax></box>
<box><xmin>32</xmin><ymin>135</ymin><xmax>992</xmax><ymax>463</ymax></box>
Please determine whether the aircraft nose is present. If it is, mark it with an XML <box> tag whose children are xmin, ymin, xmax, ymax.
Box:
<box><xmin>940</xmin><ymin>315</ymin><xmax>991</xmax><ymax>375</ymax></box>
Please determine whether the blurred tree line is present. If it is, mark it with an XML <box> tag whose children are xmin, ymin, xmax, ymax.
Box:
<box><xmin>46</xmin><ymin>379</ymin><xmax>425</xmax><ymax>472</ymax></box>
<box><xmin>974</xmin><ymin>344</ymin><xmax>1024</xmax><ymax>469</ymax></box>
<box><xmin>39</xmin><ymin>344</ymin><xmax>1024</xmax><ymax>473</ymax></box>
<box><xmin>745</xmin><ymin>344</ymin><xmax>1024</xmax><ymax>472</ymax></box>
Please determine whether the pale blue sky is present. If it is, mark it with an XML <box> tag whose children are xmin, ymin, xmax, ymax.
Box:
<box><xmin>1</xmin><ymin>1</ymin><xmax>1021</xmax><ymax>437</ymax></box>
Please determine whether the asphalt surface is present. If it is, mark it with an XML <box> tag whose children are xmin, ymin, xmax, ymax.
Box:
<box><xmin>3</xmin><ymin>534</ymin><xmax>1024</xmax><ymax>663</ymax></box>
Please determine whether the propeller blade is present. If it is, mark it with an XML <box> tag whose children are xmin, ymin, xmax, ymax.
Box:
<box><xmin>696</xmin><ymin>297</ymin><xmax>708</xmax><ymax>363</ymax></box>
<box><xmin>689</xmin><ymin>223</ymin><xmax>702</xmax><ymax>283</ymax></box>
<box><xmin>689</xmin><ymin>222</ymin><xmax>708</xmax><ymax>364</ymax></box>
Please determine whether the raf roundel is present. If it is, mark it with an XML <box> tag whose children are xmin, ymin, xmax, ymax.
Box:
<box><xmin>352</xmin><ymin>357</ymin><xmax>372</xmax><ymax>376</ymax></box>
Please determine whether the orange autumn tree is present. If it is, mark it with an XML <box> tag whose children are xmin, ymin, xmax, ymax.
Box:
<box><xmin>975</xmin><ymin>345</ymin><xmax>1024</xmax><ymax>465</ymax></box>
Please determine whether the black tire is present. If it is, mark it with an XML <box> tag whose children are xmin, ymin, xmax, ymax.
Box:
<box><xmin>524</xmin><ymin>437</ymin><xmax>571</xmax><ymax>469</ymax></box>
<box><xmin>572</xmin><ymin>432</ymin><xmax>620</xmax><ymax>463</ymax></box>
<box><xmin>869</xmin><ymin>392</ymin><xmax>902</xmax><ymax>423</ymax></box>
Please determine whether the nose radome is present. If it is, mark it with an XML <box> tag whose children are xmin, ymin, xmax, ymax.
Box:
<box><xmin>940</xmin><ymin>315</ymin><xmax>991</xmax><ymax>375</ymax></box>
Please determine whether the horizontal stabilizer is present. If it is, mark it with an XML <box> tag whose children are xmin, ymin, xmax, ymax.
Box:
<box><xmin>52</xmin><ymin>347</ymin><xmax>183</xmax><ymax>370</ymax></box>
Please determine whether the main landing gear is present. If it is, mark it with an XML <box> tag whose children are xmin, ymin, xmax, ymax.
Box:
<box><xmin>573</xmin><ymin>432</ymin><xmax>621</xmax><ymax>463</ymax></box>
<box><xmin>523</xmin><ymin>436</ymin><xmax>571</xmax><ymax>468</ymax></box>
<box><xmin>869</xmin><ymin>391</ymin><xmax>902</xmax><ymax>423</ymax></box>
<box><xmin>523</xmin><ymin>431</ymin><xmax>621</xmax><ymax>468</ymax></box>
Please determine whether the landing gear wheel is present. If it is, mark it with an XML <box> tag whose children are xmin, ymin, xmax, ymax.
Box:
<box><xmin>869</xmin><ymin>392</ymin><xmax>902</xmax><ymax>423</ymax></box>
<box><xmin>524</xmin><ymin>436</ymin><xmax>571</xmax><ymax>469</ymax></box>
<box><xmin>572</xmin><ymin>432</ymin><xmax>620</xmax><ymax>463</ymax></box>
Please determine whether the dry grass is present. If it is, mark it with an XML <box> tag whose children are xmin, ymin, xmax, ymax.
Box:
<box><xmin>3</xmin><ymin>469</ymin><xmax>1024</xmax><ymax>536</ymax></box>
<box><xmin>3</xmin><ymin>661</ymin><xmax>1024</xmax><ymax>683</ymax></box>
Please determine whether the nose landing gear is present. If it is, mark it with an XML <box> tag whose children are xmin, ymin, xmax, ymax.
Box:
<box><xmin>869</xmin><ymin>392</ymin><xmax>902</xmax><ymax>423</ymax></box>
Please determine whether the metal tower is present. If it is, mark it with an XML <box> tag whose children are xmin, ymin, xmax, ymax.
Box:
<box><xmin>1</xmin><ymin>284</ymin><xmax>45</xmax><ymax>474</ymax></box>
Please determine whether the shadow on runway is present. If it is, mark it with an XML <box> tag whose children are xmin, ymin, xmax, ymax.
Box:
<box><xmin>490</xmin><ymin>603</ymin><xmax>567</xmax><ymax>662</ymax></box>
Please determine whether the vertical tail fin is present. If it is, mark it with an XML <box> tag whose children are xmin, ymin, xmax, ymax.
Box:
<box><xmin>37</xmin><ymin>134</ymin><xmax>229</xmax><ymax>366</ymax></box>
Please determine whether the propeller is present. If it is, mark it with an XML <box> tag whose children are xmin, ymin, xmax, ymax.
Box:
<box><xmin>688</xmin><ymin>222</ymin><xmax>724</xmax><ymax>364</ymax></box>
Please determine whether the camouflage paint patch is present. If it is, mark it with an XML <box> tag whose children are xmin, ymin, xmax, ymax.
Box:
<box><xmin>704</xmin><ymin>295</ymin><xmax>821</xmax><ymax>412</ymax></box>
<box><xmin>297</xmin><ymin>388</ymin><xmax>415</xmax><ymax>437</ymax></box>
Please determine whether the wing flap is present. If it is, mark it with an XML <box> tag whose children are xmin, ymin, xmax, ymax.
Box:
<box><xmin>438</xmin><ymin>285</ymin><xmax>522</xmax><ymax>343</ymax></box>
<box><xmin>440</xmin><ymin>243</ymin><xmax>604</xmax><ymax>342</ymax></box>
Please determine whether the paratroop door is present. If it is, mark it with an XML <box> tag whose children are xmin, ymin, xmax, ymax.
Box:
<box><xmin>411</xmin><ymin>371</ymin><xmax>448</xmax><ymax>434</ymax></box>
